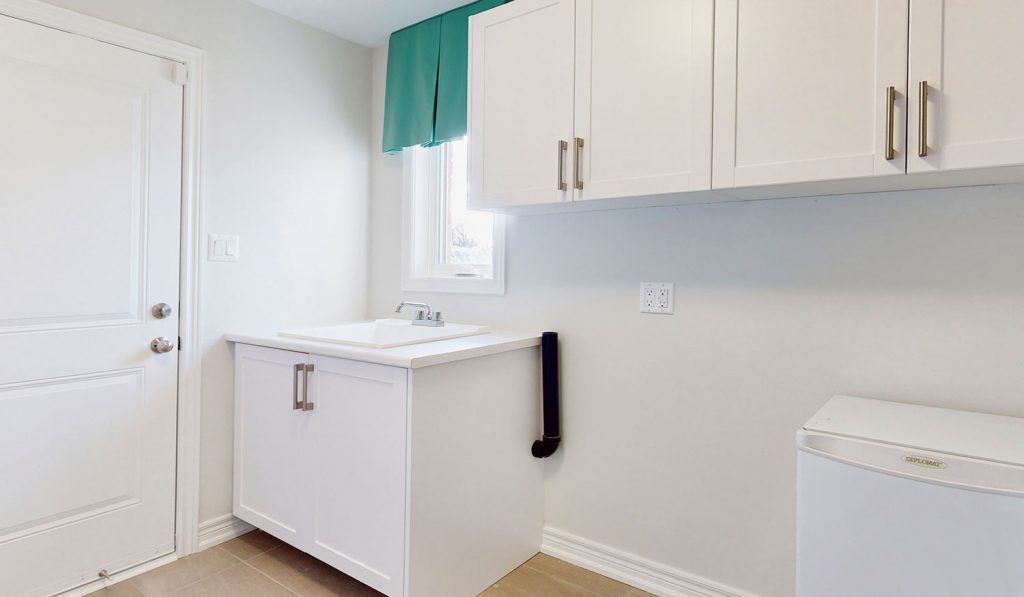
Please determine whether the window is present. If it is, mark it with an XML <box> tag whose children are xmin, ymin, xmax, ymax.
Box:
<box><xmin>402</xmin><ymin>138</ymin><xmax>505</xmax><ymax>294</ymax></box>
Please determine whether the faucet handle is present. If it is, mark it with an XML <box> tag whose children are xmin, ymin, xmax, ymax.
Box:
<box><xmin>432</xmin><ymin>311</ymin><xmax>443</xmax><ymax>322</ymax></box>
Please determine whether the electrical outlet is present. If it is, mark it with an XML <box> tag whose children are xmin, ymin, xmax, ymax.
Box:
<box><xmin>640</xmin><ymin>282</ymin><xmax>674</xmax><ymax>314</ymax></box>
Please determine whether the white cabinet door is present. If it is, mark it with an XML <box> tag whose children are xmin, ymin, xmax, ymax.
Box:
<box><xmin>469</xmin><ymin>0</ymin><xmax>576</xmax><ymax>208</ymax></box>
<box><xmin>908</xmin><ymin>0</ymin><xmax>1024</xmax><ymax>173</ymax></box>
<box><xmin>713</xmin><ymin>0</ymin><xmax>909</xmax><ymax>188</ymax></box>
<box><xmin>574</xmin><ymin>0</ymin><xmax>713</xmax><ymax>200</ymax></box>
<box><xmin>233</xmin><ymin>344</ymin><xmax>312</xmax><ymax>546</ymax></box>
<box><xmin>307</xmin><ymin>355</ymin><xmax>408</xmax><ymax>597</ymax></box>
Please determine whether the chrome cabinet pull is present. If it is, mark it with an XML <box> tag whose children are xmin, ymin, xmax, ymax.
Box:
<box><xmin>293</xmin><ymin>364</ymin><xmax>303</xmax><ymax>410</ymax></box>
<box><xmin>557</xmin><ymin>140</ymin><xmax>568</xmax><ymax>191</ymax></box>
<box><xmin>885</xmin><ymin>86</ymin><xmax>897</xmax><ymax>160</ymax></box>
<box><xmin>573</xmin><ymin>137</ymin><xmax>584</xmax><ymax>190</ymax></box>
<box><xmin>302</xmin><ymin>363</ymin><xmax>315</xmax><ymax>411</ymax></box>
<box><xmin>918</xmin><ymin>80</ymin><xmax>929</xmax><ymax>157</ymax></box>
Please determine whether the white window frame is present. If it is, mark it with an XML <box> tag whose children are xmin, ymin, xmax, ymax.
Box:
<box><xmin>401</xmin><ymin>143</ymin><xmax>506</xmax><ymax>295</ymax></box>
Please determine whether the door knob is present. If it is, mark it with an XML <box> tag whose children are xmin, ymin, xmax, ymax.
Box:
<box><xmin>152</xmin><ymin>302</ymin><xmax>173</xmax><ymax>319</ymax></box>
<box><xmin>151</xmin><ymin>337</ymin><xmax>174</xmax><ymax>353</ymax></box>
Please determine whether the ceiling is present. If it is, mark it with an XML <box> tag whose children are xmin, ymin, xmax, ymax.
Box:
<box><xmin>246</xmin><ymin>0</ymin><xmax>471</xmax><ymax>47</ymax></box>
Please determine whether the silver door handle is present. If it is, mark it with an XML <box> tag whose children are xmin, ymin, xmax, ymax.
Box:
<box><xmin>302</xmin><ymin>364</ymin><xmax>315</xmax><ymax>411</ymax></box>
<box><xmin>293</xmin><ymin>364</ymin><xmax>303</xmax><ymax>410</ymax></box>
<box><xmin>150</xmin><ymin>337</ymin><xmax>174</xmax><ymax>353</ymax></box>
<box><xmin>151</xmin><ymin>303</ymin><xmax>173</xmax><ymax>319</ymax></box>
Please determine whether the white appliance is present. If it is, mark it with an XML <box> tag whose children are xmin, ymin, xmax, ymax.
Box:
<box><xmin>797</xmin><ymin>396</ymin><xmax>1024</xmax><ymax>597</ymax></box>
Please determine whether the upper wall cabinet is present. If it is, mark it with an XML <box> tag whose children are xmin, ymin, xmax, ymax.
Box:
<box><xmin>469</xmin><ymin>0</ymin><xmax>714</xmax><ymax>209</ymax></box>
<box><xmin>469</xmin><ymin>0</ymin><xmax>576</xmax><ymax>208</ymax></box>
<box><xmin>908</xmin><ymin>0</ymin><xmax>1024</xmax><ymax>173</ymax></box>
<box><xmin>574</xmin><ymin>0</ymin><xmax>713</xmax><ymax>201</ymax></box>
<box><xmin>712</xmin><ymin>0</ymin><xmax>909</xmax><ymax>188</ymax></box>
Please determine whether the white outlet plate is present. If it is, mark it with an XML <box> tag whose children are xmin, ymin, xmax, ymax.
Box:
<box><xmin>640</xmin><ymin>282</ymin><xmax>674</xmax><ymax>314</ymax></box>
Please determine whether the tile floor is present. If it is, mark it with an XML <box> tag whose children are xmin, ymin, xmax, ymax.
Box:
<box><xmin>93</xmin><ymin>531</ymin><xmax>653</xmax><ymax>597</ymax></box>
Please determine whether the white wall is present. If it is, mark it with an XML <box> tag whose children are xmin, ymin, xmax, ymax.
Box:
<box><xmin>42</xmin><ymin>0</ymin><xmax>372</xmax><ymax>524</ymax></box>
<box><xmin>368</xmin><ymin>48</ymin><xmax>1024</xmax><ymax>597</ymax></box>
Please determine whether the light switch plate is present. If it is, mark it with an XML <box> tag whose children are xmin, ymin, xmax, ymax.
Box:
<box><xmin>208</xmin><ymin>234</ymin><xmax>239</xmax><ymax>262</ymax></box>
<box><xmin>640</xmin><ymin>282</ymin><xmax>674</xmax><ymax>314</ymax></box>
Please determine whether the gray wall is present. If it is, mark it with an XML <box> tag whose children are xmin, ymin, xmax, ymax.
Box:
<box><xmin>367</xmin><ymin>47</ymin><xmax>1024</xmax><ymax>597</ymax></box>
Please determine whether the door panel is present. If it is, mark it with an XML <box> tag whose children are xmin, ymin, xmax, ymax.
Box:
<box><xmin>0</xmin><ymin>14</ymin><xmax>183</xmax><ymax>597</ymax></box>
<box><xmin>575</xmin><ymin>0</ymin><xmax>713</xmax><ymax>200</ymax></box>
<box><xmin>308</xmin><ymin>356</ymin><xmax>407</xmax><ymax>597</ymax></box>
<box><xmin>233</xmin><ymin>345</ymin><xmax>312</xmax><ymax>545</ymax></box>
<box><xmin>908</xmin><ymin>0</ymin><xmax>1024</xmax><ymax>172</ymax></box>
<box><xmin>713</xmin><ymin>0</ymin><xmax>909</xmax><ymax>188</ymax></box>
<box><xmin>469</xmin><ymin>0</ymin><xmax>575</xmax><ymax>208</ymax></box>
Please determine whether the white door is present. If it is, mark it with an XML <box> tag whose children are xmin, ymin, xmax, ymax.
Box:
<box><xmin>232</xmin><ymin>345</ymin><xmax>312</xmax><ymax>546</ymax></box>
<box><xmin>908</xmin><ymin>0</ymin><xmax>1024</xmax><ymax>172</ymax></box>
<box><xmin>0</xmin><ymin>14</ymin><xmax>183</xmax><ymax>597</ymax></box>
<box><xmin>469</xmin><ymin>0</ymin><xmax>576</xmax><ymax>208</ymax></box>
<box><xmin>307</xmin><ymin>356</ymin><xmax>407</xmax><ymax>597</ymax></box>
<box><xmin>713</xmin><ymin>0</ymin><xmax>909</xmax><ymax>188</ymax></box>
<box><xmin>574</xmin><ymin>0</ymin><xmax>713</xmax><ymax>200</ymax></box>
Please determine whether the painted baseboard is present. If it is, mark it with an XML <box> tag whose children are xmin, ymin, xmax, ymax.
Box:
<box><xmin>541</xmin><ymin>527</ymin><xmax>759</xmax><ymax>597</ymax></box>
<box><xmin>197</xmin><ymin>514</ymin><xmax>255</xmax><ymax>551</ymax></box>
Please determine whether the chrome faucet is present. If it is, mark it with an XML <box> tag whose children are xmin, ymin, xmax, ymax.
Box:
<box><xmin>394</xmin><ymin>301</ymin><xmax>445</xmax><ymax>327</ymax></box>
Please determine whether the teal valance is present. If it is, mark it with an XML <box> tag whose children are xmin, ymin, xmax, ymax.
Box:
<box><xmin>382</xmin><ymin>0</ymin><xmax>506</xmax><ymax>153</ymax></box>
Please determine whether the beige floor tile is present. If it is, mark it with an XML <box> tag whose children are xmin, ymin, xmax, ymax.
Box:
<box><xmin>480</xmin><ymin>564</ymin><xmax>602</xmax><ymax>597</ymax></box>
<box><xmin>247</xmin><ymin>544</ymin><xmax>383</xmax><ymax>597</ymax></box>
<box><xmin>131</xmin><ymin>547</ymin><xmax>240</xmax><ymax>596</ymax></box>
<box><xmin>524</xmin><ymin>554</ymin><xmax>634</xmax><ymax>597</ymax></box>
<box><xmin>168</xmin><ymin>563</ymin><xmax>295</xmax><ymax>597</ymax></box>
<box><xmin>625</xmin><ymin>589</ymin><xmax>657</xmax><ymax>597</ymax></box>
<box><xmin>218</xmin><ymin>531</ymin><xmax>284</xmax><ymax>561</ymax></box>
<box><xmin>92</xmin><ymin>581</ymin><xmax>146</xmax><ymax>597</ymax></box>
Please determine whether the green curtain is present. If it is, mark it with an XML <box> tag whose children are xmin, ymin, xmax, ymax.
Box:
<box><xmin>382</xmin><ymin>0</ymin><xmax>506</xmax><ymax>153</ymax></box>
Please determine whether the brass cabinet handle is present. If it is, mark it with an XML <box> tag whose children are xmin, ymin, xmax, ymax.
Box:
<box><xmin>885</xmin><ymin>86</ymin><xmax>896</xmax><ymax>160</ymax></box>
<box><xmin>301</xmin><ymin>363</ymin><xmax>315</xmax><ymax>411</ymax></box>
<box><xmin>573</xmin><ymin>137</ymin><xmax>584</xmax><ymax>190</ymax></box>
<box><xmin>557</xmin><ymin>140</ymin><xmax>568</xmax><ymax>191</ymax></box>
<box><xmin>918</xmin><ymin>80</ymin><xmax>929</xmax><ymax>157</ymax></box>
<box><xmin>293</xmin><ymin>364</ymin><xmax>303</xmax><ymax>410</ymax></box>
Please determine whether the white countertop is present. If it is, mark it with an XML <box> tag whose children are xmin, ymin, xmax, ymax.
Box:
<box><xmin>225</xmin><ymin>327</ymin><xmax>542</xmax><ymax>369</ymax></box>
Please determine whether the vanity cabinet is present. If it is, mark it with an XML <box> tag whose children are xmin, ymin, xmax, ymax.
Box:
<box><xmin>233</xmin><ymin>345</ymin><xmax>406</xmax><ymax>595</ymax></box>
<box><xmin>231</xmin><ymin>338</ymin><xmax>543</xmax><ymax>597</ymax></box>
<box><xmin>468</xmin><ymin>0</ymin><xmax>714</xmax><ymax>208</ymax></box>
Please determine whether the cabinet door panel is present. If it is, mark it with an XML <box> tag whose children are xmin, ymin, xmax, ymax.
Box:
<box><xmin>908</xmin><ymin>0</ymin><xmax>1024</xmax><ymax>172</ymax></box>
<box><xmin>307</xmin><ymin>356</ymin><xmax>408</xmax><ymax>597</ymax></box>
<box><xmin>469</xmin><ymin>0</ymin><xmax>575</xmax><ymax>208</ymax></box>
<box><xmin>233</xmin><ymin>345</ymin><xmax>311</xmax><ymax>545</ymax></box>
<box><xmin>713</xmin><ymin>0</ymin><xmax>909</xmax><ymax>188</ymax></box>
<box><xmin>575</xmin><ymin>0</ymin><xmax>713</xmax><ymax>200</ymax></box>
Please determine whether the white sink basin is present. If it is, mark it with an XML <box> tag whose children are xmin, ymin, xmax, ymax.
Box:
<box><xmin>278</xmin><ymin>319</ymin><xmax>489</xmax><ymax>349</ymax></box>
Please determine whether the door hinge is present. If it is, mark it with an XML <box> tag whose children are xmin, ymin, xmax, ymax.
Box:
<box><xmin>173</xmin><ymin>63</ymin><xmax>190</xmax><ymax>86</ymax></box>
<box><xmin>177</xmin><ymin>336</ymin><xmax>182</xmax><ymax>351</ymax></box>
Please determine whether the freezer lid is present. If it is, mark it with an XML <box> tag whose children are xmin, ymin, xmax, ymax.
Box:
<box><xmin>803</xmin><ymin>395</ymin><xmax>1024</xmax><ymax>467</ymax></box>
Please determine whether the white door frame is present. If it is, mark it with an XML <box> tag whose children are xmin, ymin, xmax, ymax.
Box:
<box><xmin>0</xmin><ymin>0</ymin><xmax>206</xmax><ymax>558</ymax></box>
